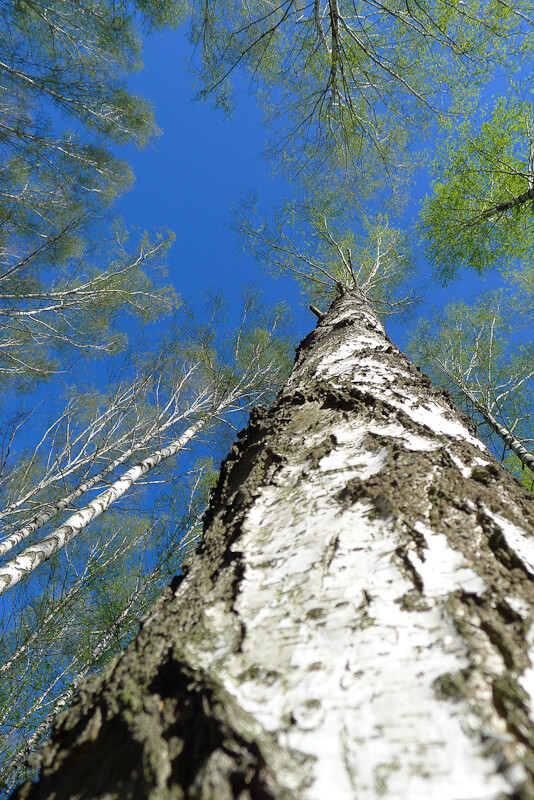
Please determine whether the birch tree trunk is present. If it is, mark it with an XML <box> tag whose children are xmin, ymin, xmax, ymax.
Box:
<box><xmin>12</xmin><ymin>290</ymin><xmax>534</xmax><ymax>800</ymax></box>
<box><xmin>468</xmin><ymin>392</ymin><xmax>534</xmax><ymax>474</ymax></box>
<box><xmin>0</xmin><ymin>419</ymin><xmax>206</xmax><ymax>595</ymax></box>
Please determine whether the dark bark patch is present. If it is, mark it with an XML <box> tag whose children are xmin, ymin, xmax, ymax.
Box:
<box><xmin>394</xmin><ymin>546</ymin><xmax>424</xmax><ymax>593</ymax></box>
<box><xmin>484</xmin><ymin>525</ymin><xmax>534</xmax><ymax>579</ymax></box>
<box><xmin>471</xmin><ymin>464</ymin><xmax>500</xmax><ymax>485</ymax></box>
<box><xmin>396</xmin><ymin>589</ymin><xmax>430</xmax><ymax>612</ymax></box>
<box><xmin>459</xmin><ymin>595</ymin><xmax>531</xmax><ymax>673</ymax></box>
<box><xmin>433</xmin><ymin>670</ymin><xmax>470</xmax><ymax>703</ymax></box>
<box><xmin>12</xmin><ymin>713</ymin><xmax>150</xmax><ymax>800</ymax></box>
<box><xmin>493</xmin><ymin>675</ymin><xmax>534</xmax><ymax>749</ymax></box>
<box><xmin>148</xmin><ymin>660</ymin><xmax>281</xmax><ymax>799</ymax></box>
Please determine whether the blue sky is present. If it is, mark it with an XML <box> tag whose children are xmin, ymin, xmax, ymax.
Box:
<box><xmin>117</xmin><ymin>29</ymin><xmax>308</xmax><ymax>337</ymax></box>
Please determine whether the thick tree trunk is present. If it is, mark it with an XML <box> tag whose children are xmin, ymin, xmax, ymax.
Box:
<box><xmin>11</xmin><ymin>291</ymin><xmax>534</xmax><ymax>800</ymax></box>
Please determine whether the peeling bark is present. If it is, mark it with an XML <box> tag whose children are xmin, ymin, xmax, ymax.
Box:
<box><xmin>11</xmin><ymin>290</ymin><xmax>534</xmax><ymax>800</ymax></box>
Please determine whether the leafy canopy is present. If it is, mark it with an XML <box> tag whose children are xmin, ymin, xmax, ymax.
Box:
<box><xmin>188</xmin><ymin>0</ymin><xmax>529</xmax><ymax>196</ymax></box>
<box><xmin>421</xmin><ymin>82</ymin><xmax>534</xmax><ymax>281</ymax></box>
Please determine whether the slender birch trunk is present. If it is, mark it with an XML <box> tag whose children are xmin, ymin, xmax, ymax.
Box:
<box><xmin>11</xmin><ymin>290</ymin><xmax>534</xmax><ymax>800</ymax></box>
<box><xmin>0</xmin><ymin>446</ymin><xmax>142</xmax><ymax>557</ymax></box>
<box><xmin>0</xmin><ymin>419</ymin><xmax>206</xmax><ymax>595</ymax></box>
<box><xmin>0</xmin><ymin>367</ymin><xmax>203</xmax><ymax>554</ymax></box>
<box><xmin>0</xmin><ymin>392</ymin><xmax>202</xmax><ymax>557</ymax></box>
<box><xmin>479</xmin><ymin>183</ymin><xmax>534</xmax><ymax>221</ymax></box>
<box><xmin>428</xmin><ymin>361</ymin><xmax>534</xmax><ymax>476</ymax></box>
<box><xmin>469</xmin><ymin>393</ymin><xmax>534</xmax><ymax>473</ymax></box>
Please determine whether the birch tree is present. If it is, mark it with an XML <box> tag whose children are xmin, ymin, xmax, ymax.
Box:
<box><xmin>6</xmin><ymin>2</ymin><xmax>534</xmax><ymax>797</ymax></box>
<box><xmin>407</xmin><ymin>286</ymin><xmax>534</xmax><ymax>481</ymax></box>
<box><xmin>0</xmin><ymin>0</ymin><xmax>188</xmax><ymax>393</ymax></box>
<box><xmin>11</xmin><ymin>287</ymin><xmax>534</xmax><ymax>799</ymax></box>
<box><xmin>0</xmin><ymin>0</ymin><xmax>185</xmax><ymax>245</ymax></box>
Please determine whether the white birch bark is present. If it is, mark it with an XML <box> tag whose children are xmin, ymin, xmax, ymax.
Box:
<box><xmin>11</xmin><ymin>291</ymin><xmax>534</xmax><ymax>800</ymax></box>
<box><xmin>0</xmin><ymin>370</ymin><xmax>205</xmax><ymax>557</ymax></box>
<box><xmin>0</xmin><ymin>419</ymin><xmax>206</xmax><ymax>595</ymax></box>
<box><xmin>0</xmin><ymin>379</ymin><xmax>153</xmax><ymax>524</ymax></box>
<box><xmin>0</xmin><ymin>365</ymin><xmax>202</xmax><ymax>530</ymax></box>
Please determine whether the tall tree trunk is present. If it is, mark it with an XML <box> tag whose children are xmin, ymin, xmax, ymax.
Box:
<box><xmin>11</xmin><ymin>290</ymin><xmax>534</xmax><ymax>800</ymax></box>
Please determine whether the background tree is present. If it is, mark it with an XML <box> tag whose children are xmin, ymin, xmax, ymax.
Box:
<box><xmin>420</xmin><ymin>81</ymin><xmax>534</xmax><ymax>281</ymax></box>
<box><xmin>408</xmin><ymin>284</ymin><xmax>534</xmax><ymax>482</ymax></box>
<box><xmin>0</xmin><ymin>0</ymin><xmax>186</xmax><ymax>240</ymax></box>
<box><xmin>0</xmin><ymin>226</ymin><xmax>177</xmax><ymax>391</ymax></box>
<box><xmin>0</xmin><ymin>0</ymin><xmax>189</xmax><ymax>396</ymax></box>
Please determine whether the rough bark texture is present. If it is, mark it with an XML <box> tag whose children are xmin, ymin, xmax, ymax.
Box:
<box><xmin>11</xmin><ymin>291</ymin><xmax>534</xmax><ymax>800</ymax></box>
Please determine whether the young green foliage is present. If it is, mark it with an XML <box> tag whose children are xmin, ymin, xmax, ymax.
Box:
<box><xmin>421</xmin><ymin>83</ymin><xmax>534</xmax><ymax>281</ymax></box>
<box><xmin>238</xmin><ymin>192</ymin><xmax>418</xmax><ymax>317</ymax></box>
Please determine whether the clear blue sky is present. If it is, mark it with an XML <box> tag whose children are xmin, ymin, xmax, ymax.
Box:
<box><xmin>117</xmin><ymin>29</ymin><xmax>309</xmax><ymax>339</ymax></box>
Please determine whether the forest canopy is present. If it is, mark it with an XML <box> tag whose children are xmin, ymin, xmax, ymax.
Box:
<box><xmin>1</xmin><ymin>0</ymin><xmax>534</xmax><ymax>792</ymax></box>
